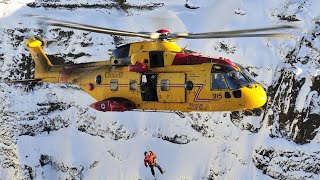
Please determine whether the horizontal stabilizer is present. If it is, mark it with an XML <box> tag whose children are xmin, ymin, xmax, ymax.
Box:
<box><xmin>5</xmin><ymin>79</ymin><xmax>42</xmax><ymax>83</ymax></box>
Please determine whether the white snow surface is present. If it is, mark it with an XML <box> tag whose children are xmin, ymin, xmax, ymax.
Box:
<box><xmin>0</xmin><ymin>0</ymin><xmax>319</xmax><ymax>180</ymax></box>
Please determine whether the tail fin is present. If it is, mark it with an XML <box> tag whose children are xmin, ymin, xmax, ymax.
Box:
<box><xmin>25</xmin><ymin>38</ymin><xmax>61</xmax><ymax>83</ymax></box>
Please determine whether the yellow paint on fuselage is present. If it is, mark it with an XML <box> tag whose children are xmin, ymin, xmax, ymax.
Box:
<box><xmin>128</xmin><ymin>41</ymin><xmax>182</xmax><ymax>55</ymax></box>
<box><xmin>77</xmin><ymin>63</ymin><xmax>266</xmax><ymax>112</ymax></box>
<box><xmin>129</xmin><ymin>41</ymin><xmax>181</xmax><ymax>66</ymax></box>
<box><xmin>26</xmin><ymin>38</ymin><xmax>267</xmax><ymax>112</ymax></box>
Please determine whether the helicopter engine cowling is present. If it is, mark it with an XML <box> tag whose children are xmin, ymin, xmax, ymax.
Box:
<box><xmin>110</xmin><ymin>56</ymin><xmax>131</xmax><ymax>66</ymax></box>
<box><xmin>89</xmin><ymin>97</ymin><xmax>137</xmax><ymax>112</ymax></box>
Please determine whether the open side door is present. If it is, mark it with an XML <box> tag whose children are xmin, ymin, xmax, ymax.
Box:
<box><xmin>141</xmin><ymin>73</ymin><xmax>159</xmax><ymax>101</ymax></box>
<box><xmin>157</xmin><ymin>73</ymin><xmax>185</xmax><ymax>103</ymax></box>
<box><xmin>149</xmin><ymin>51</ymin><xmax>164</xmax><ymax>67</ymax></box>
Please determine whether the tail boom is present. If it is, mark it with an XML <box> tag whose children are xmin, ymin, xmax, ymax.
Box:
<box><xmin>25</xmin><ymin>38</ymin><xmax>62</xmax><ymax>83</ymax></box>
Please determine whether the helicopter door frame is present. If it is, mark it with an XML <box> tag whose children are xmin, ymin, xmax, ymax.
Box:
<box><xmin>140</xmin><ymin>73</ymin><xmax>159</xmax><ymax>101</ymax></box>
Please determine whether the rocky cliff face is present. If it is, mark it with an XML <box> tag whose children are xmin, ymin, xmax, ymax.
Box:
<box><xmin>0</xmin><ymin>0</ymin><xmax>319</xmax><ymax>179</ymax></box>
<box><xmin>265</xmin><ymin>21</ymin><xmax>320</xmax><ymax>144</ymax></box>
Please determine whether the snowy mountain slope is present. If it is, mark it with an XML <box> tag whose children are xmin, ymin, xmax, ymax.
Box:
<box><xmin>0</xmin><ymin>0</ymin><xmax>319</xmax><ymax>179</ymax></box>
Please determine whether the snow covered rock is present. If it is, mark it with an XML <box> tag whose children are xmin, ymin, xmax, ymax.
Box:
<box><xmin>0</xmin><ymin>0</ymin><xmax>319</xmax><ymax>179</ymax></box>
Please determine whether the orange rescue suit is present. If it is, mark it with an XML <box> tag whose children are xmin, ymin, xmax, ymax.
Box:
<box><xmin>144</xmin><ymin>151</ymin><xmax>156</xmax><ymax>166</ymax></box>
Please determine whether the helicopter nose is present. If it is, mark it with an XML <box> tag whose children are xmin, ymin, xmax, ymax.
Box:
<box><xmin>256</xmin><ymin>88</ymin><xmax>267</xmax><ymax>107</ymax></box>
<box><xmin>243</xmin><ymin>84</ymin><xmax>267</xmax><ymax>109</ymax></box>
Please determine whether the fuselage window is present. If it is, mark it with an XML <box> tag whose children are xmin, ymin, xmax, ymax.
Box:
<box><xmin>224</xmin><ymin>71</ymin><xmax>250</xmax><ymax>90</ymax></box>
<box><xmin>160</xmin><ymin>79</ymin><xmax>170</xmax><ymax>91</ymax></box>
<box><xmin>96</xmin><ymin>75</ymin><xmax>102</xmax><ymax>84</ymax></box>
<box><xmin>211</xmin><ymin>73</ymin><xmax>228</xmax><ymax>90</ymax></box>
<box><xmin>110</xmin><ymin>79</ymin><xmax>118</xmax><ymax>91</ymax></box>
<box><xmin>129</xmin><ymin>80</ymin><xmax>137</xmax><ymax>91</ymax></box>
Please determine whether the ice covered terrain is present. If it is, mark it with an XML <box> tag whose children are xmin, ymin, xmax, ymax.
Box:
<box><xmin>0</xmin><ymin>0</ymin><xmax>319</xmax><ymax>179</ymax></box>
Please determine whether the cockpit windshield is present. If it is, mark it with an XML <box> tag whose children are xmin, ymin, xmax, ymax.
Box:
<box><xmin>240</xmin><ymin>68</ymin><xmax>257</xmax><ymax>84</ymax></box>
<box><xmin>211</xmin><ymin>64</ymin><xmax>258</xmax><ymax>90</ymax></box>
<box><xmin>224</xmin><ymin>71</ymin><xmax>250</xmax><ymax>90</ymax></box>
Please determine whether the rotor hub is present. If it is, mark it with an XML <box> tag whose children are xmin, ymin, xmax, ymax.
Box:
<box><xmin>157</xmin><ymin>29</ymin><xmax>170</xmax><ymax>34</ymax></box>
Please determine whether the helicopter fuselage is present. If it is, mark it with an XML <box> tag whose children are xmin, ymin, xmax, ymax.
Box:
<box><xmin>26</xmin><ymin>38</ymin><xmax>267</xmax><ymax>113</ymax></box>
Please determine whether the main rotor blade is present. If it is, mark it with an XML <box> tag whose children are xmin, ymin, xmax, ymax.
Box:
<box><xmin>177</xmin><ymin>33</ymin><xmax>293</xmax><ymax>39</ymax></box>
<box><xmin>185</xmin><ymin>25</ymin><xmax>300</xmax><ymax>36</ymax></box>
<box><xmin>27</xmin><ymin>15</ymin><xmax>299</xmax><ymax>40</ymax></box>
<box><xmin>27</xmin><ymin>15</ymin><xmax>151</xmax><ymax>39</ymax></box>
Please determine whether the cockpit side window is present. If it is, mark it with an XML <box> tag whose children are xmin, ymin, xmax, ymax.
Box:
<box><xmin>211</xmin><ymin>73</ymin><xmax>228</xmax><ymax>90</ymax></box>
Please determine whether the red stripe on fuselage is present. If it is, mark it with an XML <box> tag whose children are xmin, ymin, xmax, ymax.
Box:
<box><xmin>90</xmin><ymin>83</ymin><xmax>217</xmax><ymax>102</ymax></box>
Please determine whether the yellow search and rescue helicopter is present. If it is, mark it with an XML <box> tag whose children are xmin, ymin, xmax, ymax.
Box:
<box><xmin>22</xmin><ymin>16</ymin><xmax>298</xmax><ymax>113</ymax></box>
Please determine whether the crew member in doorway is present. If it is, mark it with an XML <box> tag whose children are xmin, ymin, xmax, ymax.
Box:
<box><xmin>144</xmin><ymin>151</ymin><xmax>165</xmax><ymax>177</ymax></box>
